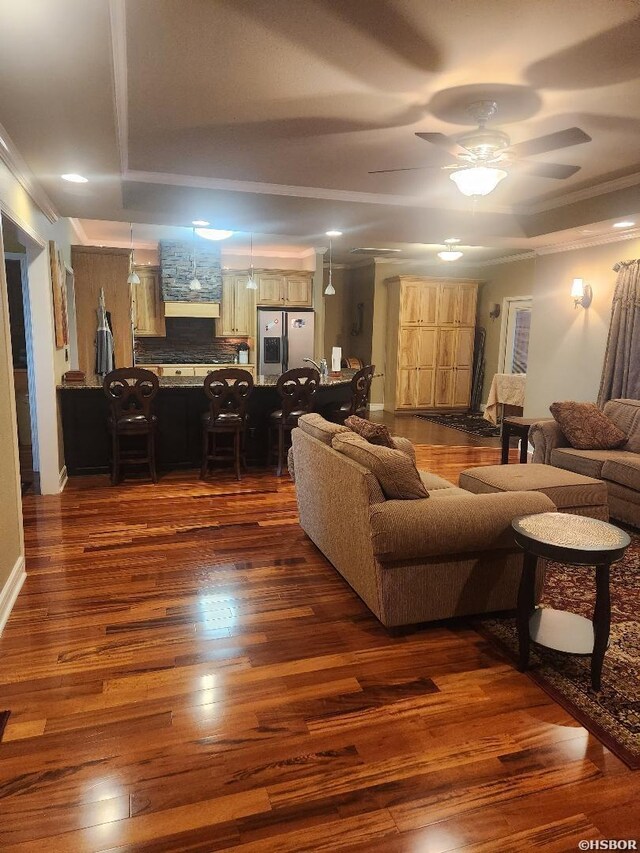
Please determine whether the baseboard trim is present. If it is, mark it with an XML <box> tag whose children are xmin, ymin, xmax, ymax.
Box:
<box><xmin>368</xmin><ymin>403</ymin><xmax>384</xmax><ymax>411</ymax></box>
<box><xmin>0</xmin><ymin>554</ymin><xmax>26</xmax><ymax>636</ymax></box>
<box><xmin>58</xmin><ymin>465</ymin><xmax>68</xmax><ymax>492</ymax></box>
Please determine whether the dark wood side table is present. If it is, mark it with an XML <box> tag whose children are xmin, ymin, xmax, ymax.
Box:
<box><xmin>501</xmin><ymin>416</ymin><xmax>540</xmax><ymax>464</ymax></box>
<box><xmin>512</xmin><ymin>512</ymin><xmax>630</xmax><ymax>691</ymax></box>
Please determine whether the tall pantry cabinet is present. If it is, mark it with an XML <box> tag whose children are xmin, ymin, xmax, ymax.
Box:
<box><xmin>384</xmin><ymin>276</ymin><xmax>479</xmax><ymax>413</ymax></box>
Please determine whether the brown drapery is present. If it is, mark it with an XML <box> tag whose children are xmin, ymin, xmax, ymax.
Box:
<box><xmin>597</xmin><ymin>259</ymin><xmax>640</xmax><ymax>406</ymax></box>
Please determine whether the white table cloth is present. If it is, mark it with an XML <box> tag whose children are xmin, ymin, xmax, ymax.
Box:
<box><xmin>484</xmin><ymin>373</ymin><xmax>526</xmax><ymax>425</ymax></box>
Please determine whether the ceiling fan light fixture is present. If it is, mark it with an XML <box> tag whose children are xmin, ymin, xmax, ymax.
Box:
<box><xmin>437</xmin><ymin>250</ymin><xmax>463</xmax><ymax>262</ymax></box>
<box><xmin>450</xmin><ymin>166</ymin><xmax>507</xmax><ymax>197</ymax></box>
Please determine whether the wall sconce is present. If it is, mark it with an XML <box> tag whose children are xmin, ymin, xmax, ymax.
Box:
<box><xmin>489</xmin><ymin>303</ymin><xmax>501</xmax><ymax>320</ymax></box>
<box><xmin>571</xmin><ymin>278</ymin><xmax>592</xmax><ymax>309</ymax></box>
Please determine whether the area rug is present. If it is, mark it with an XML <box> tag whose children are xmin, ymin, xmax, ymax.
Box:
<box><xmin>0</xmin><ymin>711</ymin><xmax>9</xmax><ymax>742</ymax></box>
<box><xmin>476</xmin><ymin>531</ymin><xmax>640</xmax><ymax>768</ymax></box>
<box><xmin>415</xmin><ymin>412</ymin><xmax>500</xmax><ymax>438</ymax></box>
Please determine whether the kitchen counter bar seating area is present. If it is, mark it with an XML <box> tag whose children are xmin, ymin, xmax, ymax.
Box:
<box><xmin>59</xmin><ymin>371</ymin><xmax>356</xmax><ymax>476</ymax></box>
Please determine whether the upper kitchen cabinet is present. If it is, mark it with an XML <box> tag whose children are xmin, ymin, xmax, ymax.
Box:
<box><xmin>220</xmin><ymin>273</ymin><xmax>256</xmax><ymax>337</ymax></box>
<box><xmin>256</xmin><ymin>271</ymin><xmax>313</xmax><ymax>307</ymax></box>
<box><xmin>131</xmin><ymin>266</ymin><xmax>165</xmax><ymax>337</ymax></box>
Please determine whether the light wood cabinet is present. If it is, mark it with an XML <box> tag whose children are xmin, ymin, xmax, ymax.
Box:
<box><xmin>385</xmin><ymin>276</ymin><xmax>479</xmax><ymax>412</ymax></box>
<box><xmin>131</xmin><ymin>266</ymin><xmax>165</xmax><ymax>337</ymax></box>
<box><xmin>255</xmin><ymin>271</ymin><xmax>313</xmax><ymax>307</ymax></box>
<box><xmin>220</xmin><ymin>274</ymin><xmax>255</xmax><ymax>336</ymax></box>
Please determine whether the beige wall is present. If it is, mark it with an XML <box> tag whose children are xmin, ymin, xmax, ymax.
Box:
<box><xmin>475</xmin><ymin>257</ymin><xmax>536</xmax><ymax>402</ymax></box>
<box><xmin>525</xmin><ymin>238</ymin><xmax>640</xmax><ymax>417</ymax></box>
<box><xmin>323</xmin><ymin>267</ymin><xmax>348</xmax><ymax>357</ymax></box>
<box><xmin>0</xmin><ymin>228</ymin><xmax>24</xmax><ymax>596</ymax></box>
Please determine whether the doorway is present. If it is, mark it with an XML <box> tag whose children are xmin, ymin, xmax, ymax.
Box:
<box><xmin>4</xmin><ymin>246</ymin><xmax>37</xmax><ymax>494</ymax></box>
<box><xmin>498</xmin><ymin>297</ymin><xmax>532</xmax><ymax>375</ymax></box>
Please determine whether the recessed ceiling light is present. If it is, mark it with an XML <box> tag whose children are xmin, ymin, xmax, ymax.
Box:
<box><xmin>61</xmin><ymin>173</ymin><xmax>88</xmax><ymax>183</ymax></box>
<box><xmin>613</xmin><ymin>220</ymin><xmax>635</xmax><ymax>228</ymax></box>
<box><xmin>192</xmin><ymin>219</ymin><xmax>209</xmax><ymax>227</ymax></box>
<box><xmin>194</xmin><ymin>227</ymin><xmax>234</xmax><ymax>241</ymax></box>
<box><xmin>326</xmin><ymin>230</ymin><xmax>342</xmax><ymax>237</ymax></box>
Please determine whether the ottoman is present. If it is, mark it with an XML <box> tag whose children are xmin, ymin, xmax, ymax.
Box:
<box><xmin>459</xmin><ymin>463</ymin><xmax>609</xmax><ymax>521</ymax></box>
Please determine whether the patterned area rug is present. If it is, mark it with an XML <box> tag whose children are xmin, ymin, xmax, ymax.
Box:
<box><xmin>477</xmin><ymin>531</ymin><xmax>640</xmax><ymax>768</ymax></box>
<box><xmin>0</xmin><ymin>711</ymin><xmax>9</xmax><ymax>742</ymax></box>
<box><xmin>415</xmin><ymin>412</ymin><xmax>501</xmax><ymax>438</ymax></box>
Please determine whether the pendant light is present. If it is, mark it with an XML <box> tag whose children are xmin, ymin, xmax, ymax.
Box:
<box><xmin>127</xmin><ymin>223</ymin><xmax>140</xmax><ymax>285</ymax></box>
<box><xmin>324</xmin><ymin>235</ymin><xmax>336</xmax><ymax>296</ymax></box>
<box><xmin>246</xmin><ymin>233</ymin><xmax>258</xmax><ymax>290</ymax></box>
<box><xmin>189</xmin><ymin>227</ymin><xmax>202</xmax><ymax>291</ymax></box>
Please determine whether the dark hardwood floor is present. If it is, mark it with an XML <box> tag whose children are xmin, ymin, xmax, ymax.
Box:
<box><xmin>0</xmin><ymin>428</ymin><xmax>637</xmax><ymax>850</ymax></box>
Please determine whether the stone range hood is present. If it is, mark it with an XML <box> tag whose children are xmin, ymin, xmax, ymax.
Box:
<box><xmin>160</xmin><ymin>239</ymin><xmax>222</xmax><ymax>317</ymax></box>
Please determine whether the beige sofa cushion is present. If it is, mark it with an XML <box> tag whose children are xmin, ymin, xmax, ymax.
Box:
<box><xmin>549</xmin><ymin>401</ymin><xmax>626</xmax><ymax>450</ymax></box>
<box><xmin>603</xmin><ymin>398</ymin><xmax>640</xmax><ymax>453</ymax></box>
<box><xmin>459</xmin><ymin>463</ymin><xmax>607</xmax><ymax>510</ymax></box>
<box><xmin>297</xmin><ymin>413</ymin><xmax>350</xmax><ymax>445</ymax></box>
<box><xmin>550</xmin><ymin>447</ymin><xmax>614</xmax><ymax>479</ymax></box>
<box><xmin>419</xmin><ymin>471</ymin><xmax>457</xmax><ymax>491</ymax></box>
<box><xmin>602</xmin><ymin>455</ymin><xmax>640</xmax><ymax>491</ymax></box>
<box><xmin>332</xmin><ymin>431</ymin><xmax>428</xmax><ymax>500</ymax></box>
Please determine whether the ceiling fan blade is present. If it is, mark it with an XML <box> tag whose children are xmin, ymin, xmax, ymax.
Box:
<box><xmin>368</xmin><ymin>165</ymin><xmax>439</xmax><ymax>174</ymax></box>
<box><xmin>415</xmin><ymin>132</ymin><xmax>470</xmax><ymax>158</ymax></box>
<box><xmin>519</xmin><ymin>160</ymin><xmax>582</xmax><ymax>179</ymax></box>
<box><xmin>509</xmin><ymin>127</ymin><xmax>591</xmax><ymax>158</ymax></box>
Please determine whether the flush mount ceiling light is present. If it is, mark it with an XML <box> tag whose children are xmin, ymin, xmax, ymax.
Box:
<box><xmin>61</xmin><ymin>173</ymin><xmax>88</xmax><ymax>183</ymax></box>
<box><xmin>194</xmin><ymin>227</ymin><xmax>234</xmax><ymax>241</ymax></box>
<box><xmin>326</xmin><ymin>229</ymin><xmax>342</xmax><ymax>237</ymax></box>
<box><xmin>449</xmin><ymin>166</ymin><xmax>507</xmax><ymax>197</ymax></box>
<box><xmin>192</xmin><ymin>219</ymin><xmax>209</xmax><ymax>227</ymax></box>
<box><xmin>126</xmin><ymin>223</ymin><xmax>140</xmax><ymax>285</ymax></box>
<box><xmin>246</xmin><ymin>233</ymin><xmax>258</xmax><ymax>290</ymax></box>
<box><xmin>437</xmin><ymin>238</ymin><xmax>464</xmax><ymax>262</ymax></box>
<box><xmin>613</xmin><ymin>220</ymin><xmax>635</xmax><ymax>228</ymax></box>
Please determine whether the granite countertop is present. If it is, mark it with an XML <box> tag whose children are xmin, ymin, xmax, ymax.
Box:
<box><xmin>58</xmin><ymin>371</ymin><xmax>356</xmax><ymax>390</ymax></box>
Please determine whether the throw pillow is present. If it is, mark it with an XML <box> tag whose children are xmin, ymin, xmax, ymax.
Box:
<box><xmin>332</xmin><ymin>431</ymin><xmax>428</xmax><ymax>500</ymax></box>
<box><xmin>297</xmin><ymin>413</ymin><xmax>350</xmax><ymax>445</ymax></box>
<box><xmin>549</xmin><ymin>401</ymin><xmax>627</xmax><ymax>450</ymax></box>
<box><xmin>345</xmin><ymin>414</ymin><xmax>395</xmax><ymax>448</ymax></box>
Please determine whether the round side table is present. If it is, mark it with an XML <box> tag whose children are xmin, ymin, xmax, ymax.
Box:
<box><xmin>512</xmin><ymin>512</ymin><xmax>630</xmax><ymax>691</ymax></box>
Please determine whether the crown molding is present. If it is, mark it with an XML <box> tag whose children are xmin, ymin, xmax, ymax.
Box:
<box><xmin>516</xmin><ymin>170</ymin><xmax>640</xmax><ymax>215</ymax></box>
<box><xmin>68</xmin><ymin>217</ymin><xmax>89</xmax><ymax>244</ymax></box>
<box><xmin>0</xmin><ymin>122</ymin><xmax>58</xmax><ymax>224</ymax></box>
<box><xmin>109</xmin><ymin>0</ymin><xmax>129</xmax><ymax>173</ymax></box>
<box><xmin>535</xmin><ymin>227</ymin><xmax>640</xmax><ymax>254</ymax></box>
<box><xmin>124</xmin><ymin>169</ymin><xmax>512</xmax><ymax>213</ymax></box>
<box><xmin>473</xmin><ymin>251</ymin><xmax>537</xmax><ymax>267</ymax></box>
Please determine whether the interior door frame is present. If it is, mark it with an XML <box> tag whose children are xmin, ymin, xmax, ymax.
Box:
<box><xmin>497</xmin><ymin>296</ymin><xmax>533</xmax><ymax>375</ymax></box>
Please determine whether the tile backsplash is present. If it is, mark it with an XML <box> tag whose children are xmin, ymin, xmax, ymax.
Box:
<box><xmin>135</xmin><ymin>318</ymin><xmax>248</xmax><ymax>364</ymax></box>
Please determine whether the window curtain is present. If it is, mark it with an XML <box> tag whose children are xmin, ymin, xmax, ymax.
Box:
<box><xmin>597</xmin><ymin>259</ymin><xmax>640</xmax><ymax>406</ymax></box>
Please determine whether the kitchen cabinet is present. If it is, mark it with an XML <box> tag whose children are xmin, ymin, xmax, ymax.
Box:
<box><xmin>385</xmin><ymin>276</ymin><xmax>479</xmax><ymax>412</ymax></box>
<box><xmin>256</xmin><ymin>271</ymin><xmax>313</xmax><ymax>307</ymax></box>
<box><xmin>131</xmin><ymin>266</ymin><xmax>165</xmax><ymax>337</ymax></box>
<box><xmin>220</xmin><ymin>274</ymin><xmax>256</xmax><ymax>336</ymax></box>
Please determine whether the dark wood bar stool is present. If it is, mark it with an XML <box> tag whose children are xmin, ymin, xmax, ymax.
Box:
<box><xmin>201</xmin><ymin>368</ymin><xmax>253</xmax><ymax>481</ymax></box>
<box><xmin>329</xmin><ymin>364</ymin><xmax>375</xmax><ymax>424</ymax></box>
<box><xmin>269</xmin><ymin>367</ymin><xmax>319</xmax><ymax>476</ymax></box>
<box><xmin>103</xmin><ymin>368</ymin><xmax>159</xmax><ymax>484</ymax></box>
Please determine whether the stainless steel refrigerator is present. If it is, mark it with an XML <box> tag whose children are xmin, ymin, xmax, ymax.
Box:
<box><xmin>257</xmin><ymin>308</ymin><xmax>315</xmax><ymax>376</ymax></box>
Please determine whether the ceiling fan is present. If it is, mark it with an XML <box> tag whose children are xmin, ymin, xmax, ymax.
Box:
<box><xmin>369</xmin><ymin>100</ymin><xmax>592</xmax><ymax>196</ymax></box>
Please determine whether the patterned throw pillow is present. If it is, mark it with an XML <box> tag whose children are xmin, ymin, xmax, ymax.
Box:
<box><xmin>345</xmin><ymin>415</ymin><xmax>395</xmax><ymax>448</ymax></box>
<box><xmin>332</xmin><ymin>432</ymin><xmax>429</xmax><ymax>500</ymax></box>
<box><xmin>550</xmin><ymin>401</ymin><xmax>627</xmax><ymax>450</ymax></box>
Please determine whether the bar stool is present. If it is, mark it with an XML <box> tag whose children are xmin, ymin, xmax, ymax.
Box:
<box><xmin>269</xmin><ymin>367</ymin><xmax>319</xmax><ymax>476</ymax></box>
<box><xmin>329</xmin><ymin>364</ymin><xmax>375</xmax><ymax>424</ymax></box>
<box><xmin>201</xmin><ymin>368</ymin><xmax>253</xmax><ymax>481</ymax></box>
<box><xmin>103</xmin><ymin>367</ymin><xmax>159</xmax><ymax>484</ymax></box>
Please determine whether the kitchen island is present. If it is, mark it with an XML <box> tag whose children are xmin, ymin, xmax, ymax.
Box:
<box><xmin>58</xmin><ymin>372</ymin><xmax>355</xmax><ymax>475</ymax></box>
